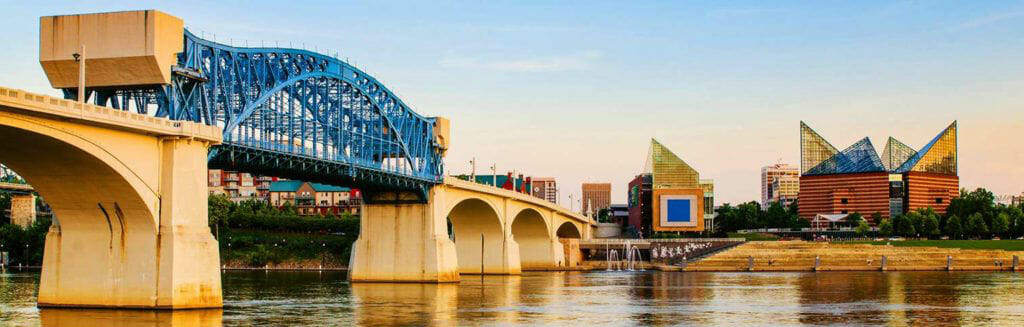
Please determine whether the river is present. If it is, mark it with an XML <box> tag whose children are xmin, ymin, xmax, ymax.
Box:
<box><xmin>2</xmin><ymin>269</ymin><xmax>1023</xmax><ymax>326</ymax></box>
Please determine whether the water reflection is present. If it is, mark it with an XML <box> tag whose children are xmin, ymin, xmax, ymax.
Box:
<box><xmin>3</xmin><ymin>270</ymin><xmax>1024</xmax><ymax>326</ymax></box>
<box><xmin>39</xmin><ymin>308</ymin><xmax>223</xmax><ymax>327</ymax></box>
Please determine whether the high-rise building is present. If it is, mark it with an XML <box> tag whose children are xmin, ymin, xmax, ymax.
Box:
<box><xmin>761</xmin><ymin>163</ymin><xmax>799</xmax><ymax>207</ymax></box>
<box><xmin>627</xmin><ymin>139</ymin><xmax>709</xmax><ymax>236</ymax></box>
<box><xmin>531</xmin><ymin>177</ymin><xmax>557</xmax><ymax>204</ymax></box>
<box><xmin>770</xmin><ymin>175</ymin><xmax>800</xmax><ymax>208</ymax></box>
<box><xmin>798</xmin><ymin>121</ymin><xmax>958</xmax><ymax>222</ymax></box>
<box><xmin>581</xmin><ymin>183</ymin><xmax>611</xmax><ymax>216</ymax></box>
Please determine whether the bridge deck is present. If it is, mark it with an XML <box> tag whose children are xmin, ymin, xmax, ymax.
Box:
<box><xmin>0</xmin><ymin>86</ymin><xmax>221</xmax><ymax>143</ymax></box>
<box><xmin>0</xmin><ymin>181</ymin><xmax>33</xmax><ymax>192</ymax></box>
<box><xmin>443</xmin><ymin>177</ymin><xmax>594</xmax><ymax>226</ymax></box>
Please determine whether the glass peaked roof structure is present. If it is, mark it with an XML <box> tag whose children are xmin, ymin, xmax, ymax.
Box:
<box><xmin>800</xmin><ymin>121</ymin><xmax>957</xmax><ymax>176</ymax></box>
<box><xmin>881</xmin><ymin>137</ymin><xmax>917</xmax><ymax>171</ymax></box>
<box><xmin>894</xmin><ymin>122</ymin><xmax>958</xmax><ymax>175</ymax></box>
<box><xmin>804</xmin><ymin>137</ymin><xmax>886</xmax><ymax>175</ymax></box>
<box><xmin>643</xmin><ymin>139</ymin><xmax>700</xmax><ymax>189</ymax></box>
<box><xmin>800</xmin><ymin>122</ymin><xmax>839</xmax><ymax>175</ymax></box>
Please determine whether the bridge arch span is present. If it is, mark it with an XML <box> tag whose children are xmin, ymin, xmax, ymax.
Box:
<box><xmin>556</xmin><ymin>221</ymin><xmax>583</xmax><ymax>239</ymax></box>
<box><xmin>446</xmin><ymin>198</ymin><xmax>516</xmax><ymax>274</ymax></box>
<box><xmin>510</xmin><ymin>208</ymin><xmax>564</xmax><ymax>269</ymax></box>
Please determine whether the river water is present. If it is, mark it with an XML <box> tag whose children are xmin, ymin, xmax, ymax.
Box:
<box><xmin>2</xmin><ymin>269</ymin><xmax>1023</xmax><ymax>326</ymax></box>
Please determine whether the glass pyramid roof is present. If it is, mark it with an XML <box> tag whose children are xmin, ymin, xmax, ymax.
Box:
<box><xmin>881</xmin><ymin>137</ymin><xmax>917</xmax><ymax>171</ymax></box>
<box><xmin>799</xmin><ymin>121</ymin><xmax>957</xmax><ymax>176</ymax></box>
<box><xmin>643</xmin><ymin>139</ymin><xmax>700</xmax><ymax>189</ymax></box>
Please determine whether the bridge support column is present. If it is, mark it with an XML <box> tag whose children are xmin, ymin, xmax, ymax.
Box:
<box><xmin>36</xmin><ymin>138</ymin><xmax>222</xmax><ymax>309</ymax></box>
<box><xmin>10</xmin><ymin>193</ymin><xmax>36</xmax><ymax>227</ymax></box>
<box><xmin>349</xmin><ymin>193</ymin><xmax>460</xmax><ymax>282</ymax></box>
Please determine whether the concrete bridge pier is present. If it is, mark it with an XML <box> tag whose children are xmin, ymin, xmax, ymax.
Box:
<box><xmin>347</xmin><ymin>196</ymin><xmax>461</xmax><ymax>282</ymax></box>
<box><xmin>33</xmin><ymin>137</ymin><xmax>222</xmax><ymax>309</ymax></box>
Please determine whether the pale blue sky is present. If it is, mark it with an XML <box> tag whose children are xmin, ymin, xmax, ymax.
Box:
<box><xmin>1</xmin><ymin>1</ymin><xmax>1023</xmax><ymax>206</ymax></box>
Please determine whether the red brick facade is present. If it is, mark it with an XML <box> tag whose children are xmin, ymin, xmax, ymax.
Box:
<box><xmin>904</xmin><ymin>172</ymin><xmax>959</xmax><ymax>216</ymax></box>
<box><xmin>798</xmin><ymin>172</ymin><xmax>890</xmax><ymax>219</ymax></box>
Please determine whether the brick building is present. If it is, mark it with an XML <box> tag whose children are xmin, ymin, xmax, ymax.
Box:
<box><xmin>798</xmin><ymin>121</ymin><xmax>958</xmax><ymax>222</ymax></box>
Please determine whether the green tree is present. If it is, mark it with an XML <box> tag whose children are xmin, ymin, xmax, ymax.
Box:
<box><xmin>764</xmin><ymin>202</ymin><xmax>790</xmax><ymax>228</ymax></box>
<box><xmin>879</xmin><ymin>219</ymin><xmax>893</xmax><ymax>237</ymax></box>
<box><xmin>871</xmin><ymin>212</ymin><xmax>884</xmax><ymax>226</ymax></box>
<box><xmin>947</xmin><ymin>188</ymin><xmax>996</xmax><ymax>227</ymax></box>
<box><xmin>846</xmin><ymin>212</ymin><xmax>863</xmax><ymax>227</ymax></box>
<box><xmin>922</xmin><ymin>215</ymin><xmax>941</xmax><ymax>238</ymax></box>
<box><xmin>893</xmin><ymin>215</ymin><xmax>916</xmax><ymax>237</ymax></box>
<box><xmin>991</xmin><ymin>212</ymin><xmax>1010</xmax><ymax>238</ymax></box>
<box><xmin>906</xmin><ymin>211</ymin><xmax>925</xmax><ymax>237</ymax></box>
<box><xmin>965</xmin><ymin>213</ymin><xmax>989</xmax><ymax>239</ymax></box>
<box><xmin>855</xmin><ymin>220</ymin><xmax>871</xmax><ymax>237</ymax></box>
<box><xmin>208</xmin><ymin>194</ymin><xmax>233</xmax><ymax>227</ymax></box>
<box><xmin>1011</xmin><ymin>207</ymin><xmax>1024</xmax><ymax>238</ymax></box>
<box><xmin>944</xmin><ymin>215</ymin><xmax>963</xmax><ymax>239</ymax></box>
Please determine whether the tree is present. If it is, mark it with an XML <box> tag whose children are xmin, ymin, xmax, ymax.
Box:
<box><xmin>764</xmin><ymin>202</ymin><xmax>790</xmax><ymax>228</ymax></box>
<box><xmin>944</xmin><ymin>215</ymin><xmax>963</xmax><ymax>239</ymax></box>
<box><xmin>879</xmin><ymin>219</ymin><xmax>893</xmax><ymax>237</ymax></box>
<box><xmin>871</xmin><ymin>212</ymin><xmax>884</xmax><ymax>226</ymax></box>
<box><xmin>208</xmin><ymin>194</ymin><xmax>233</xmax><ymax>227</ymax></box>
<box><xmin>991</xmin><ymin>212</ymin><xmax>1010</xmax><ymax>238</ymax></box>
<box><xmin>1011</xmin><ymin>207</ymin><xmax>1024</xmax><ymax>238</ymax></box>
<box><xmin>893</xmin><ymin>215</ymin><xmax>916</xmax><ymax>237</ymax></box>
<box><xmin>922</xmin><ymin>215</ymin><xmax>940</xmax><ymax>238</ymax></box>
<box><xmin>906</xmin><ymin>211</ymin><xmax>925</xmax><ymax>237</ymax></box>
<box><xmin>947</xmin><ymin>188</ymin><xmax>996</xmax><ymax>227</ymax></box>
<box><xmin>846</xmin><ymin>212</ymin><xmax>864</xmax><ymax>227</ymax></box>
<box><xmin>855</xmin><ymin>220</ymin><xmax>871</xmax><ymax>237</ymax></box>
<box><xmin>966</xmin><ymin>213</ymin><xmax>989</xmax><ymax>239</ymax></box>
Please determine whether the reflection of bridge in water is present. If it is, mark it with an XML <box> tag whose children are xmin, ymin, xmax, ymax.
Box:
<box><xmin>0</xmin><ymin>9</ymin><xmax>593</xmax><ymax>309</ymax></box>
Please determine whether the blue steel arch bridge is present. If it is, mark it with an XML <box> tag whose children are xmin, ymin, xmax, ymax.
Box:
<box><xmin>63</xmin><ymin>30</ymin><xmax>445</xmax><ymax>201</ymax></box>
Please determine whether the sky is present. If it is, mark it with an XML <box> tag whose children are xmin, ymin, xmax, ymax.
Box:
<box><xmin>1</xmin><ymin>1</ymin><xmax>1023</xmax><ymax>207</ymax></box>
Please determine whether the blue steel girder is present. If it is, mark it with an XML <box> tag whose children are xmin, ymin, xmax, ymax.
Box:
<box><xmin>68</xmin><ymin>29</ymin><xmax>445</xmax><ymax>195</ymax></box>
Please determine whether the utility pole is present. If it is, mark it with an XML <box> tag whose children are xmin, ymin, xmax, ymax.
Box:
<box><xmin>469</xmin><ymin>157</ymin><xmax>476</xmax><ymax>181</ymax></box>
<box><xmin>74</xmin><ymin>45</ymin><xmax>85</xmax><ymax>103</ymax></box>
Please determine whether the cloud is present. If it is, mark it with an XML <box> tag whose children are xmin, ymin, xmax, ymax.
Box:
<box><xmin>951</xmin><ymin>10</ymin><xmax>1024</xmax><ymax>31</ymax></box>
<box><xmin>439</xmin><ymin>50</ymin><xmax>603</xmax><ymax>72</ymax></box>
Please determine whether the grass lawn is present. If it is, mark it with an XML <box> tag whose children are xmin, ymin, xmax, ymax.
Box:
<box><xmin>845</xmin><ymin>240</ymin><xmax>1024</xmax><ymax>251</ymax></box>
<box><xmin>727</xmin><ymin>232</ymin><xmax>780</xmax><ymax>241</ymax></box>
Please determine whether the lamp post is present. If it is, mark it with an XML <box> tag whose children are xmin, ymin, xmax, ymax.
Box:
<box><xmin>490</xmin><ymin>164</ymin><xmax>497</xmax><ymax>187</ymax></box>
<box><xmin>469</xmin><ymin>157</ymin><xmax>476</xmax><ymax>182</ymax></box>
<box><xmin>73</xmin><ymin>45</ymin><xmax>85</xmax><ymax>103</ymax></box>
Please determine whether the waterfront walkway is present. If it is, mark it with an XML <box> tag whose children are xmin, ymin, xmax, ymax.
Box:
<box><xmin>687</xmin><ymin>241</ymin><xmax>1024</xmax><ymax>272</ymax></box>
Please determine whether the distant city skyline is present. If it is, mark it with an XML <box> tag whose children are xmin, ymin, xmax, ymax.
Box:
<box><xmin>1</xmin><ymin>1</ymin><xmax>1022</xmax><ymax>204</ymax></box>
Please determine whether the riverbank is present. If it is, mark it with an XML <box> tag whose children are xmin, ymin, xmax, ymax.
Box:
<box><xmin>842</xmin><ymin>239</ymin><xmax>1024</xmax><ymax>251</ymax></box>
<box><xmin>686</xmin><ymin>241</ymin><xmax>1024</xmax><ymax>272</ymax></box>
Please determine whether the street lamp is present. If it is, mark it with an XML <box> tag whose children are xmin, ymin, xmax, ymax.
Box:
<box><xmin>72</xmin><ymin>45</ymin><xmax>85</xmax><ymax>103</ymax></box>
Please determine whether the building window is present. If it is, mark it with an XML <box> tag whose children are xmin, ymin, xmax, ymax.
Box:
<box><xmin>935</xmin><ymin>198</ymin><xmax>943</xmax><ymax>204</ymax></box>
<box><xmin>841</xmin><ymin>210</ymin><xmax>848</xmax><ymax>214</ymax></box>
<box><xmin>840</xmin><ymin>198</ymin><xmax>849</xmax><ymax>205</ymax></box>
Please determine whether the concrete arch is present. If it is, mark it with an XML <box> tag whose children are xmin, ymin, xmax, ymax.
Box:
<box><xmin>0</xmin><ymin>114</ymin><xmax>159</xmax><ymax>232</ymax></box>
<box><xmin>0</xmin><ymin>104</ymin><xmax>222</xmax><ymax>308</ymax></box>
<box><xmin>556</xmin><ymin>221</ymin><xmax>583</xmax><ymax>239</ymax></box>
<box><xmin>446</xmin><ymin>198</ymin><xmax>512</xmax><ymax>274</ymax></box>
<box><xmin>510</xmin><ymin>208</ymin><xmax>558</xmax><ymax>269</ymax></box>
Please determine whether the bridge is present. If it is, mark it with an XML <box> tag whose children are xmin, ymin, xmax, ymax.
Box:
<box><xmin>0</xmin><ymin>10</ymin><xmax>593</xmax><ymax>309</ymax></box>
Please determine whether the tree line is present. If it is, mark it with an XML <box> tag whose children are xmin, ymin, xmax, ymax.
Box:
<box><xmin>714</xmin><ymin>188</ymin><xmax>1024</xmax><ymax>240</ymax></box>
